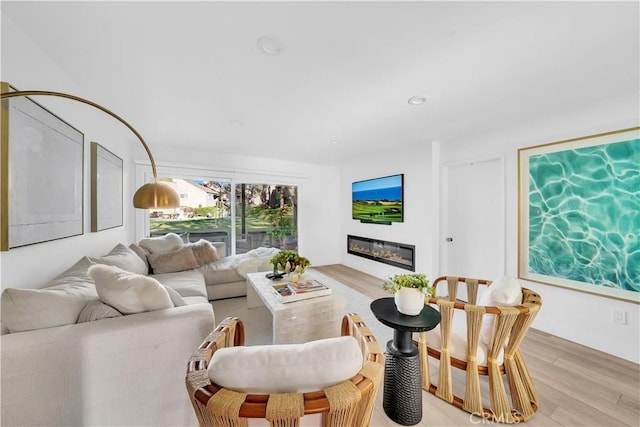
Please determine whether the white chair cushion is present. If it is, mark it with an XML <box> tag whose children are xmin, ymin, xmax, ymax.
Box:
<box><xmin>90</xmin><ymin>243</ymin><xmax>148</xmax><ymax>275</ymax></box>
<box><xmin>139</xmin><ymin>233</ymin><xmax>184</xmax><ymax>254</ymax></box>
<box><xmin>478</xmin><ymin>276</ymin><xmax>522</xmax><ymax>346</ymax></box>
<box><xmin>89</xmin><ymin>264</ymin><xmax>173</xmax><ymax>314</ymax></box>
<box><xmin>421</xmin><ymin>277</ymin><xmax>521</xmax><ymax>364</ymax></box>
<box><xmin>423</xmin><ymin>312</ymin><xmax>504</xmax><ymax>366</ymax></box>
<box><xmin>208</xmin><ymin>336</ymin><xmax>363</xmax><ymax>393</ymax></box>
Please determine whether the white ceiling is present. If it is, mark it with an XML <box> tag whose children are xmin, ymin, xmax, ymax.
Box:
<box><xmin>3</xmin><ymin>1</ymin><xmax>639</xmax><ymax>166</ymax></box>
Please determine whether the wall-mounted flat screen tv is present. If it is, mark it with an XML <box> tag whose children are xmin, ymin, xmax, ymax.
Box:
<box><xmin>352</xmin><ymin>174</ymin><xmax>404</xmax><ymax>224</ymax></box>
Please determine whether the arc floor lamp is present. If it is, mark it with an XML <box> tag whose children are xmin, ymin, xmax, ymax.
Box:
<box><xmin>0</xmin><ymin>87</ymin><xmax>180</xmax><ymax>209</ymax></box>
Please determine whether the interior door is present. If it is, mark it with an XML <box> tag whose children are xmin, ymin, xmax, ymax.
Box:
<box><xmin>442</xmin><ymin>157</ymin><xmax>505</xmax><ymax>285</ymax></box>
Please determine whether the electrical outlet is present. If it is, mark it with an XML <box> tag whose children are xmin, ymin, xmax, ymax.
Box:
<box><xmin>612</xmin><ymin>309</ymin><xmax>627</xmax><ymax>325</ymax></box>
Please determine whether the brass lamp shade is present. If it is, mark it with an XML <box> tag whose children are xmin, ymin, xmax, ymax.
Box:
<box><xmin>133</xmin><ymin>181</ymin><xmax>181</xmax><ymax>209</ymax></box>
<box><xmin>0</xmin><ymin>88</ymin><xmax>180</xmax><ymax>209</ymax></box>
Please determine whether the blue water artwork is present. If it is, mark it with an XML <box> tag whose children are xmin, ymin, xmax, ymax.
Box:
<box><xmin>527</xmin><ymin>138</ymin><xmax>640</xmax><ymax>293</ymax></box>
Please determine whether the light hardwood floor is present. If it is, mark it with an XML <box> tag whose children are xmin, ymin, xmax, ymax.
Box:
<box><xmin>314</xmin><ymin>264</ymin><xmax>640</xmax><ymax>427</ymax></box>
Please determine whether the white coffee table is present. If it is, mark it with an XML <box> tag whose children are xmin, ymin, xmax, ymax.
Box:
<box><xmin>246</xmin><ymin>269</ymin><xmax>347</xmax><ymax>344</ymax></box>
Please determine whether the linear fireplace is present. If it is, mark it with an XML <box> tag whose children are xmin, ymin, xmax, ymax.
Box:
<box><xmin>347</xmin><ymin>235</ymin><xmax>415</xmax><ymax>271</ymax></box>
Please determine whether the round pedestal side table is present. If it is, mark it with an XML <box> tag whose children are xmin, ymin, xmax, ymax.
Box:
<box><xmin>370</xmin><ymin>297</ymin><xmax>441</xmax><ymax>426</ymax></box>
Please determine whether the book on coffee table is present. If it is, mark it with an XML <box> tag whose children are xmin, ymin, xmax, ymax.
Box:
<box><xmin>289</xmin><ymin>278</ymin><xmax>328</xmax><ymax>292</ymax></box>
<box><xmin>272</xmin><ymin>279</ymin><xmax>332</xmax><ymax>303</ymax></box>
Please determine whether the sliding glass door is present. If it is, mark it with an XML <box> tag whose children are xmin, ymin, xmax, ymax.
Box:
<box><xmin>235</xmin><ymin>184</ymin><xmax>298</xmax><ymax>254</ymax></box>
<box><xmin>147</xmin><ymin>176</ymin><xmax>297</xmax><ymax>256</ymax></box>
<box><xmin>148</xmin><ymin>177</ymin><xmax>232</xmax><ymax>255</ymax></box>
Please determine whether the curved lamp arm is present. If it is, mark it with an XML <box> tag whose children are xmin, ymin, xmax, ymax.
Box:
<box><xmin>0</xmin><ymin>89</ymin><xmax>179</xmax><ymax>208</ymax></box>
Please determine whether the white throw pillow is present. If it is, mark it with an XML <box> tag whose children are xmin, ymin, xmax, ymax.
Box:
<box><xmin>90</xmin><ymin>244</ymin><xmax>148</xmax><ymax>275</ymax></box>
<box><xmin>184</xmin><ymin>239</ymin><xmax>220</xmax><ymax>265</ymax></box>
<box><xmin>77</xmin><ymin>300</ymin><xmax>123</xmax><ymax>323</ymax></box>
<box><xmin>165</xmin><ymin>286</ymin><xmax>187</xmax><ymax>307</ymax></box>
<box><xmin>0</xmin><ymin>257</ymin><xmax>98</xmax><ymax>333</ymax></box>
<box><xmin>46</xmin><ymin>256</ymin><xmax>96</xmax><ymax>287</ymax></box>
<box><xmin>1</xmin><ymin>289</ymin><xmax>96</xmax><ymax>333</ymax></box>
<box><xmin>478</xmin><ymin>276</ymin><xmax>522</xmax><ymax>346</ymax></box>
<box><xmin>208</xmin><ymin>336</ymin><xmax>363</xmax><ymax>393</ymax></box>
<box><xmin>139</xmin><ymin>233</ymin><xmax>184</xmax><ymax>254</ymax></box>
<box><xmin>147</xmin><ymin>247</ymin><xmax>199</xmax><ymax>274</ymax></box>
<box><xmin>129</xmin><ymin>243</ymin><xmax>151</xmax><ymax>270</ymax></box>
<box><xmin>88</xmin><ymin>264</ymin><xmax>173</xmax><ymax>314</ymax></box>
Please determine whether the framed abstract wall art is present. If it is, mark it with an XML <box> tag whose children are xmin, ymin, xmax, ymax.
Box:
<box><xmin>91</xmin><ymin>142</ymin><xmax>123</xmax><ymax>232</ymax></box>
<box><xmin>518</xmin><ymin>127</ymin><xmax>640</xmax><ymax>303</ymax></box>
<box><xmin>1</xmin><ymin>82</ymin><xmax>84</xmax><ymax>251</ymax></box>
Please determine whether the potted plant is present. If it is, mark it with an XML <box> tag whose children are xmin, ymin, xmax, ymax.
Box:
<box><xmin>269</xmin><ymin>250</ymin><xmax>311</xmax><ymax>275</ymax></box>
<box><xmin>383</xmin><ymin>273</ymin><xmax>434</xmax><ymax>315</ymax></box>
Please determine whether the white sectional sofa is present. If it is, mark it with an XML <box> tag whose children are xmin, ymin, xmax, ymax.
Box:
<box><xmin>0</xmin><ymin>236</ymin><xmax>278</xmax><ymax>426</ymax></box>
<box><xmin>135</xmin><ymin>233</ymin><xmax>279</xmax><ymax>300</ymax></box>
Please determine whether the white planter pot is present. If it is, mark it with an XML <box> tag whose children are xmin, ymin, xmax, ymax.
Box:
<box><xmin>394</xmin><ymin>287</ymin><xmax>425</xmax><ymax>316</ymax></box>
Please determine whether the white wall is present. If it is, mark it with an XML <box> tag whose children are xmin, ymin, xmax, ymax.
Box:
<box><xmin>1</xmin><ymin>13</ymin><xmax>341</xmax><ymax>289</ymax></box>
<box><xmin>441</xmin><ymin>94</ymin><xmax>640</xmax><ymax>363</ymax></box>
<box><xmin>1</xmin><ymin>16</ymin><xmax>135</xmax><ymax>289</ymax></box>
<box><xmin>0</xmin><ymin>15</ymin><xmax>340</xmax><ymax>289</ymax></box>
<box><xmin>133</xmin><ymin>145</ymin><xmax>342</xmax><ymax>268</ymax></box>
<box><xmin>340</xmin><ymin>143</ymin><xmax>434</xmax><ymax>280</ymax></box>
<box><xmin>338</xmin><ymin>96</ymin><xmax>638</xmax><ymax>363</ymax></box>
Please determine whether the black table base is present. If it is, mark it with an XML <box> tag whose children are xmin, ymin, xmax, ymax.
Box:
<box><xmin>370</xmin><ymin>298</ymin><xmax>441</xmax><ymax>426</ymax></box>
<box><xmin>383</xmin><ymin>339</ymin><xmax>422</xmax><ymax>426</ymax></box>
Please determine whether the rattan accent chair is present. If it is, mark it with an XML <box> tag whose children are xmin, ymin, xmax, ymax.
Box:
<box><xmin>417</xmin><ymin>276</ymin><xmax>542</xmax><ymax>423</ymax></box>
<box><xmin>186</xmin><ymin>313</ymin><xmax>384</xmax><ymax>426</ymax></box>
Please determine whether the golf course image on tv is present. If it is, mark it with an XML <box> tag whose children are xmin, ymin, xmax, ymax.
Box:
<box><xmin>352</xmin><ymin>174</ymin><xmax>403</xmax><ymax>224</ymax></box>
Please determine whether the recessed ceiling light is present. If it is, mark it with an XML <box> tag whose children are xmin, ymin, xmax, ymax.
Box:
<box><xmin>408</xmin><ymin>96</ymin><xmax>428</xmax><ymax>105</ymax></box>
<box><xmin>257</xmin><ymin>36</ymin><xmax>283</xmax><ymax>55</ymax></box>
<box><xmin>330</xmin><ymin>140</ymin><xmax>341</xmax><ymax>144</ymax></box>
